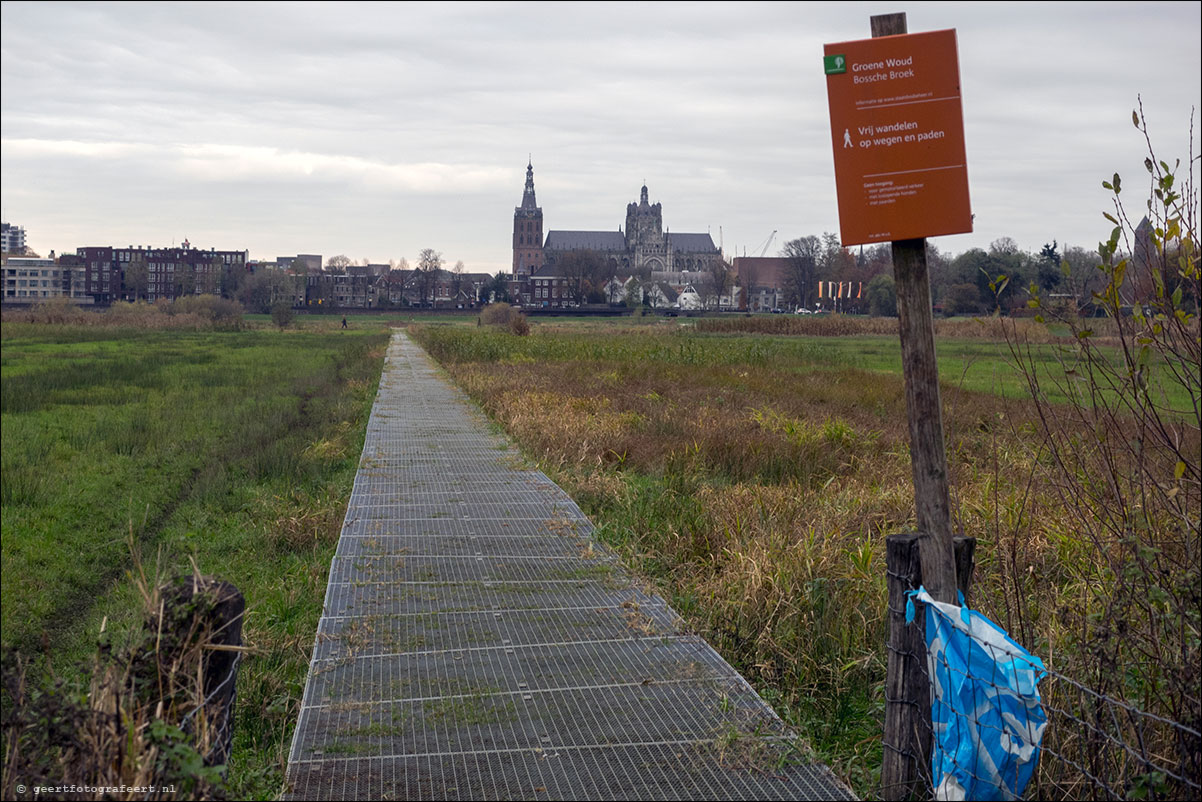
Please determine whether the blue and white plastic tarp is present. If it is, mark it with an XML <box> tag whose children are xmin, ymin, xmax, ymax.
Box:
<box><xmin>906</xmin><ymin>587</ymin><xmax>1048</xmax><ymax>801</ymax></box>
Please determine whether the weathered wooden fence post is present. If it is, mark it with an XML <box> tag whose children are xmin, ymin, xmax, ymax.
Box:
<box><xmin>161</xmin><ymin>575</ymin><xmax>245</xmax><ymax>768</ymax></box>
<box><xmin>883</xmin><ymin>534</ymin><xmax>975</xmax><ymax>800</ymax></box>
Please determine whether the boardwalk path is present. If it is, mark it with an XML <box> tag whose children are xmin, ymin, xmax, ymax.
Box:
<box><xmin>285</xmin><ymin>331</ymin><xmax>855</xmax><ymax>800</ymax></box>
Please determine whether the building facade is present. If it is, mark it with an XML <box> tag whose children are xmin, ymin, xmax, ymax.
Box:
<box><xmin>1</xmin><ymin>222</ymin><xmax>27</xmax><ymax>255</ymax></box>
<box><xmin>732</xmin><ymin>257</ymin><xmax>791</xmax><ymax>312</ymax></box>
<box><xmin>276</xmin><ymin>254</ymin><xmax>323</xmax><ymax>272</ymax></box>
<box><xmin>76</xmin><ymin>243</ymin><xmax>248</xmax><ymax>304</ymax></box>
<box><xmin>3</xmin><ymin>256</ymin><xmax>67</xmax><ymax>302</ymax></box>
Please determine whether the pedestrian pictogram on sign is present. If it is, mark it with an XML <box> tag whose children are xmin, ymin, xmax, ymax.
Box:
<box><xmin>824</xmin><ymin>29</ymin><xmax>972</xmax><ymax>246</ymax></box>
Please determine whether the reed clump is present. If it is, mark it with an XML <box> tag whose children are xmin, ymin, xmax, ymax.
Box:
<box><xmin>1</xmin><ymin>555</ymin><xmax>238</xmax><ymax>801</ymax></box>
<box><xmin>3</xmin><ymin>297</ymin><xmax>245</xmax><ymax>330</ymax></box>
<box><xmin>478</xmin><ymin>303</ymin><xmax>529</xmax><ymax>335</ymax></box>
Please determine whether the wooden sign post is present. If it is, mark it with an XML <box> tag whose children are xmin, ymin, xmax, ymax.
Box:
<box><xmin>826</xmin><ymin>11</ymin><xmax>969</xmax><ymax>799</ymax></box>
<box><xmin>825</xmin><ymin>12</ymin><xmax>965</xmax><ymax>604</ymax></box>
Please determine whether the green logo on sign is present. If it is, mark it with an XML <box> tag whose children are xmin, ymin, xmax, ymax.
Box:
<box><xmin>824</xmin><ymin>54</ymin><xmax>847</xmax><ymax>75</ymax></box>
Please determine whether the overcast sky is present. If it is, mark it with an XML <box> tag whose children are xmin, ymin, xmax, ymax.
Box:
<box><xmin>2</xmin><ymin>1</ymin><xmax>1199</xmax><ymax>273</ymax></box>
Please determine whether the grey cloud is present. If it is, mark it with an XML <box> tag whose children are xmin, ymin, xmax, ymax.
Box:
<box><xmin>2</xmin><ymin>1</ymin><xmax>1198</xmax><ymax>270</ymax></box>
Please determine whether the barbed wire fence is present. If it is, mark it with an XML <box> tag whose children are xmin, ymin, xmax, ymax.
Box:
<box><xmin>1037</xmin><ymin>667</ymin><xmax>1200</xmax><ymax>800</ymax></box>
<box><xmin>178</xmin><ymin>647</ymin><xmax>243</xmax><ymax>769</ymax></box>
<box><xmin>883</xmin><ymin>533</ymin><xmax>1201</xmax><ymax>801</ymax></box>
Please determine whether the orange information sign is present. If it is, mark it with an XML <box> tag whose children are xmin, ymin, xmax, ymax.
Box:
<box><xmin>824</xmin><ymin>29</ymin><xmax>971</xmax><ymax>246</ymax></box>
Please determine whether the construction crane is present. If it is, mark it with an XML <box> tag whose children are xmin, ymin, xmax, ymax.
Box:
<box><xmin>755</xmin><ymin>230</ymin><xmax>777</xmax><ymax>257</ymax></box>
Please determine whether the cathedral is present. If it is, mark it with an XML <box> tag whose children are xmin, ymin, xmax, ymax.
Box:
<box><xmin>511</xmin><ymin>162</ymin><xmax>721</xmax><ymax>284</ymax></box>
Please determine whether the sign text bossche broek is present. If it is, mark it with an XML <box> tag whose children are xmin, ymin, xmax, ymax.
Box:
<box><xmin>824</xmin><ymin>29</ymin><xmax>972</xmax><ymax>246</ymax></box>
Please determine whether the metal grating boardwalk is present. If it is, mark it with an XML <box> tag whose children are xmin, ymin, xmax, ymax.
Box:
<box><xmin>285</xmin><ymin>331</ymin><xmax>856</xmax><ymax>801</ymax></box>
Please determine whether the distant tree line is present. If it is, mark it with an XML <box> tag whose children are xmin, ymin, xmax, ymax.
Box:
<box><xmin>772</xmin><ymin>233</ymin><xmax>1133</xmax><ymax>317</ymax></box>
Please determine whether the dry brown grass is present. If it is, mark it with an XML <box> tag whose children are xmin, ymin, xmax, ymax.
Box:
<box><xmin>452</xmin><ymin>358</ymin><xmax>917</xmax><ymax>484</ymax></box>
<box><xmin>411</xmin><ymin>320</ymin><xmax>1199</xmax><ymax>796</ymax></box>
<box><xmin>2</xmin><ymin>297</ymin><xmax>245</xmax><ymax>330</ymax></box>
<box><xmin>694</xmin><ymin>313</ymin><xmax>1122</xmax><ymax>344</ymax></box>
<box><xmin>263</xmin><ymin>491</ymin><xmax>347</xmax><ymax>553</ymax></box>
<box><xmin>430</xmin><ymin>340</ymin><xmax>1051</xmax><ymax>656</ymax></box>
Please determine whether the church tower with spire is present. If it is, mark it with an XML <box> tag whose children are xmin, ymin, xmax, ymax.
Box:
<box><xmin>512</xmin><ymin>161</ymin><xmax>544</xmax><ymax>277</ymax></box>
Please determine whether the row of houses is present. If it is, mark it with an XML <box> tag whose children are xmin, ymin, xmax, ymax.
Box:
<box><xmin>313</xmin><ymin>265</ymin><xmax>495</xmax><ymax>309</ymax></box>
<box><xmin>5</xmin><ymin>246</ymin><xmax>786</xmax><ymax>314</ymax></box>
<box><xmin>2</xmin><ymin>244</ymin><xmax>501</xmax><ymax>310</ymax></box>
<box><xmin>2</xmin><ymin>242</ymin><xmax>252</xmax><ymax>305</ymax></box>
<box><xmin>515</xmin><ymin>267</ymin><xmax>743</xmax><ymax>312</ymax></box>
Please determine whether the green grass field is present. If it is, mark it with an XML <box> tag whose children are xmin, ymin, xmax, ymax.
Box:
<box><xmin>1</xmin><ymin>321</ymin><xmax>389</xmax><ymax>797</ymax></box>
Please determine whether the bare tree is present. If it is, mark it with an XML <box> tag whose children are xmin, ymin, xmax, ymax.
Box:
<box><xmin>417</xmin><ymin>249</ymin><xmax>442</xmax><ymax>271</ymax></box>
<box><xmin>452</xmin><ymin>260</ymin><xmax>466</xmax><ymax>304</ymax></box>
<box><xmin>706</xmin><ymin>258</ymin><xmax>735</xmax><ymax>310</ymax></box>
<box><xmin>989</xmin><ymin>236</ymin><xmax>1019</xmax><ymax>256</ymax></box>
<box><xmin>414</xmin><ymin>248</ymin><xmax>443</xmax><ymax>307</ymax></box>
<box><xmin>326</xmin><ymin>254</ymin><xmax>352</xmax><ymax>273</ymax></box>
<box><xmin>737</xmin><ymin>262</ymin><xmax>760</xmax><ymax>311</ymax></box>
<box><xmin>782</xmin><ymin>235</ymin><xmax>821</xmax><ymax>309</ymax></box>
<box><xmin>124</xmin><ymin>252</ymin><xmax>148</xmax><ymax>301</ymax></box>
<box><xmin>220</xmin><ymin>256</ymin><xmax>247</xmax><ymax>299</ymax></box>
<box><xmin>557</xmin><ymin>250</ymin><xmax>606</xmax><ymax>304</ymax></box>
<box><xmin>1060</xmin><ymin>245</ymin><xmax>1106</xmax><ymax>311</ymax></box>
<box><xmin>239</xmin><ymin>267</ymin><xmax>299</xmax><ymax>313</ymax></box>
<box><xmin>199</xmin><ymin>256</ymin><xmax>220</xmax><ymax>295</ymax></box>
<box><xmin>172</xmin><ymin>261</ymin><xmax>196</xmax><ymax>298</ymax></box>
